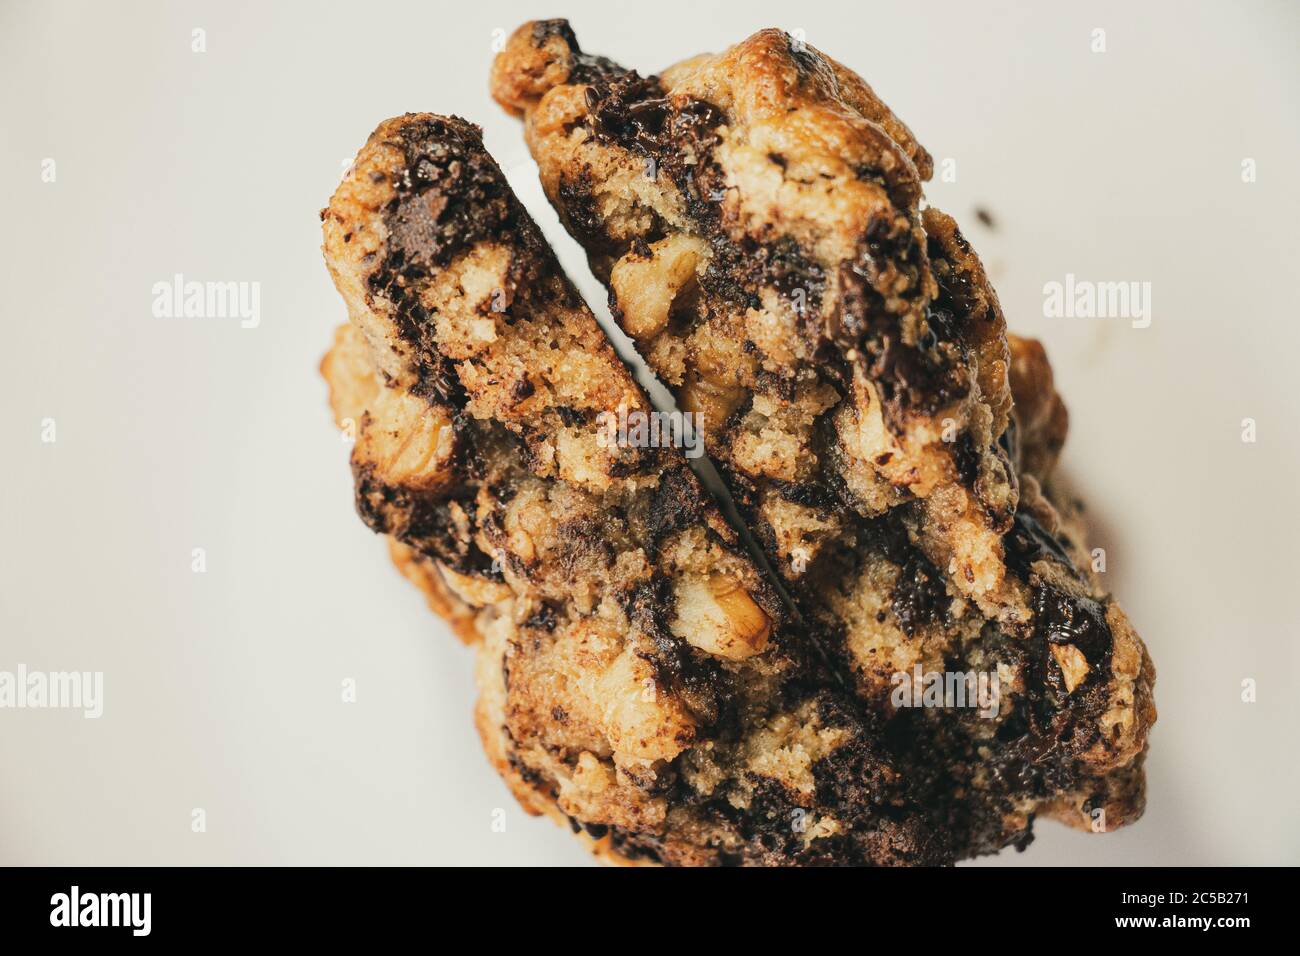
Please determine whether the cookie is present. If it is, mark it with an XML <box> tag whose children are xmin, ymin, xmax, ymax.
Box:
<box><xmin>492</xmin><ymin>22</ymin><xmax>1155</xmax><ymax>854</ymax></box>
<box><xmin>320</xmin><ymin>114</ymin><xmax>951</xmax><ymax>865</ymax></box>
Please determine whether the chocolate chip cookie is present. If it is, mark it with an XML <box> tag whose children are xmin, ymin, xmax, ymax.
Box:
<box><xmin>492</xmin><ymin>21</ymin><xmax>1155</xmax><ymax>855</ymax></box>
<box><xmin>320</xmin><ymin>114</ymin><xmax>954</xmax><ymax>865</ymax></box>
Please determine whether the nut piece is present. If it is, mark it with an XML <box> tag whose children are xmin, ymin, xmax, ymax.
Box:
<box><xmin>357</xmin><ymin>387</ymin><xmax>455</xmax><ymax>490</ymax></box>
<box><xmin>671</xmin><ymin>574</ymin><xmax>772</xmax><ymax>660</ymax></box>
<box><xmin>1050</xmin><ymin>643</ymin><xmax>1091</xmax><ymax>694</ymax></box>
<box><xmin>437</xmin><ymin>563</ymin><xmax>513</xmax><ymax>608</ymax></box>
<box><xmin>609</xmin><ymin>235</ymin><xmax>707</xmax><ymax>340</ymax></box>
<box><xmin>679</xmin><ymin>374</ymin><xmax>746</xmax><ymax>429</ymax></box>
<box><xmin>596</xmin><ymin>647</ymin><xmax>694</xmax><ymax>765</ymax></box>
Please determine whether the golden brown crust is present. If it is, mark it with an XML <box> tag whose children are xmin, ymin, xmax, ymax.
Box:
<box><xmin>1007</xmin><ymin>333</ymin><xmax>1069</xmax><ymax>480</ymax></box>
<box><xmin>385</xmin><ymin>537</ymin><xmax>482</xmax><ymax>645</ymax></box>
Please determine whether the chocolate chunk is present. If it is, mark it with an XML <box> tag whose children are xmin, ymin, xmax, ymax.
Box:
<box><xmin>891</xmin><ymin>552</ymin><xmax>951</xmax><ymax>636</ymax></box>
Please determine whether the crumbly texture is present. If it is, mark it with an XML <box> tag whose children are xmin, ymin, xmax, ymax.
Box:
<box><xmin>320</xmin><ymin>114</ymin><xmax>952</xmax><ymax>865</ymax></box>
<box><xmin>493</xmin><ymin>21</ymin><xmax>1155</xmax><ymax>856</ymax></box>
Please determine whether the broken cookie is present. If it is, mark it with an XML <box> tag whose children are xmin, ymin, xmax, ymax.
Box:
<box><xmin>320</xmin><ymin>113</ymin><xmax>953</xmax><ymax>865</ymax></box>
<box><xmin>492</xmin><ymin>21</ymin><xmax>1155</xmax><ymax>856</ymax></box>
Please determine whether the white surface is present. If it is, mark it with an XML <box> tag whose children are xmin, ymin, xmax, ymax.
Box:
<box><xmin>1</xmin><ymin>0</ymin><xmax>1297</xmax><ymax>866</ymax></box>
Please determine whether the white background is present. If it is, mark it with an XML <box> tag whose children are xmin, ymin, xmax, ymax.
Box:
<box><xmin>1</xmin><ymin>0</ymin><xmax>1297</xmax><ymax>865</ymax></box>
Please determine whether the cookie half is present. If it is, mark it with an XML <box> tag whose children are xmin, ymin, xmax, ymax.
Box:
<box><xmin>492</xmin><ymin>22</ymin><xmax>1155</xmax><ymax>856</ymax></box>
<box><xmin>320</xmin><ymin>113</ymin><xmax>951</xmax><ymax>865</ymax></box>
